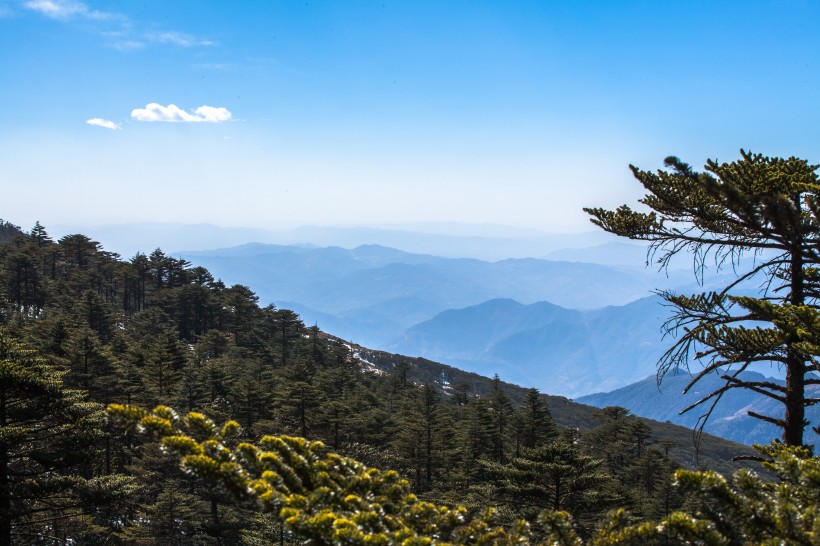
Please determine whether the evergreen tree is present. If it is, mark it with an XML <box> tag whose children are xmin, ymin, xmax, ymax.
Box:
<box><xmin>28</xmin><ymin>222</ymin><xmax>51</xmax><ymax>248</ymax></box>
<box><xmin>488</xmin><ymin>375</ymin><xmax>513</xmax><ymax>463</ymax></box>
<box><xmin>116</xmin><ymin>436</ymin><xmax>221</xmax><ymax>545</ymax></box>
<box><xmin>481</xmin><ymin>440</ymin><xmax>614</xmax><ymax>537</ymax></box>
<box><xmin>0</xmin><ymin>328</ymin><xmax>132</xmax><ymax>545</ymax></box>
<box><xmin>269</xmin><ymin>307</ymin><xmax>304</xmax><ymax>367</ymax></box>
<box><xmin>0</xmin><ymin>237</ymin><xmax>45</xmax><ymax>317</ymax></box>
<box><xmin>221</xmin><ymin>285</ymin><xmax>261</xmax><ymax>348</ymax></box>
<box><xmin>200</xmin><ymin>356</ymin><xmax>232</xmax><ymax>405</ymax></box>
<box><xmin>140</xmin><ymin>332</ymin><xmax>187</xmax><ymax>403</ymax></box>
<box><xmin>108</xmin><ymin>405</ymin><xmax>534</xmax><ymax>546</ymax></box>
<box><xmin>583</xmin><ymin>408</ymin><xmax>682</xmax><ymax>520</ymax></box>
<box><xmin>515</xmin><ymin>388</ymin><xmax>558</xmax><ymax>455</ymax></box>
<box><xmin>120</xmin><ymin>488</ymin><xmax>217</xmax><ymax>545</ymax></box>
<box><xmin>128</xmin><ymin>252</ymin><xmax>151</xmax><ymax>311</ymax></box>
<box><xmin>113</xmin><ymin>339</ymin><xmax>145</xmax><ymax>406</ymax></box>
<box><xmin>313</xmin><ymin>356</ymin><xmax>367</xmax><ymax>449</ymax></box>
<box><xmin>1</xmin><ymin>221</ymin><xmax>791</xmax><ymax>543</ymax></box>
<box><xmin>0</xmin><ymin>220</ymin><xmax>23</xmax><ymax>243</ymax></box>
<box><xmin>58</xmin><ymin>233</ymin><xmax>100</xmax><ymax>271</ymax></box>
<box><xmin>391</xmin><ymin>383</ymin><xmax>449</xmax><ymax>492</ymax></box>
<box><xmin>459</xmin><ymin>396</ymin><xmax>496</xmax><ymax>480</ymax></box>
<box><xmin>177</xmin><ymin>357</ymin><xmax>209</xmax><ymax>413</ymax></box>
<box><xmin>228</xmin><ymin>353</ymin><xmax>275</xmax><ymax>430</ymax></box>
<box><xmin>585</xmin><ymin>151</ymin><xmax>820</xmax><ymax>446</ymax></box>
<box><xmin>625</xmin><ymin>448</ymin><xmax>682</xmax><ymax>519</ymax></box>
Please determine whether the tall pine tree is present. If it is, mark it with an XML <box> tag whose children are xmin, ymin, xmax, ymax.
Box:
<box><xmin>586</xmin><ymin>151</ymin><xmax>820</xmax><ymax>446</ymax></box>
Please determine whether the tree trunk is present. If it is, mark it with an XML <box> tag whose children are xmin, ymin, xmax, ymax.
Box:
<box><xmin>784</xmin><ymin>358</ymin><xmax>806</xmax><ymax>446</ymax></box>
<box><xmin>785</xmin><ymin>242</ymin><xmax>806</xmax><ymax>446</ymax></box>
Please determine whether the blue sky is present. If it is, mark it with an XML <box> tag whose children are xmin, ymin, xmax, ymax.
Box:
<box><xmin>2</xmin><ymin>0</ymin><xmax>819</xmax><ymax>233</ymax></box>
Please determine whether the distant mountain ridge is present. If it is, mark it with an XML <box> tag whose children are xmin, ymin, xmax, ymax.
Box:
<box><xmin>577</xmin><ymin>370</ymin><xmax>820</xmax><ymax>448</ymax></box>
<box><xmin>50</xmin><ymin>222</ymin><xmax>626</xmax><ymax>262</ymax></box>
<box><xmin>545</xmin><ymin>242</ymin><xmax>652</xmax><ymax>267</ymax></box>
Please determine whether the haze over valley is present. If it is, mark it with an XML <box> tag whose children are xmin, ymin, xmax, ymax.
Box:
<box><xmin>39</xmin><ymin>220</ymin><xmax>790</xmax><ymax>405</ymax></box>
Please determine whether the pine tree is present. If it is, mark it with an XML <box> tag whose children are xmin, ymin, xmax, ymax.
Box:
<box><xmin>583</xmin><ymin>408</ymin><xmax>682</xmax><ymax>520</ymax></box>
<box><xmin>515</xmin><ymin>388</ymin><xmax>558</xmax><ymax>454</ymax></box>
<box><xmin>63</xmin><ymin>324</ymin><xmax>110</xmax><ymax>394</ymax></box>
<box><xmin>0</xmin><ymin>220</ymin><xmax>23</xmax><ymax>243</ymax></box>
<box><xmin>228</xmin><ymin>354</ymin><xmax>275</xmax><ymax>430</ymax></box>
<box><xmin>58</xmin><ymin>233</ymin><xmax>100</xmax><ymax>271</ymax></box>
<box><xmin>488</xmin><ymin>375</ymin><xmax>513</xmax><ymax>463</ymax></box>
<box><xmin>0</xmin><ymin>237</ymin><xmax>45</xmax><ymax>317</ymax></box>
<box><xmin>119</xmin><ymin>486</ymin><xmax>216</xmax><ymax>545</ymax></box>
<box><xmin>140</xmin><ymin>332</ymin><xmax>187</xmax><ymax>404</ymax></box>
<box><xmin>390</xmin><ymin>383</ymin><xmax>449</xmax><ymax>492</ymax></box>
<box><xmin>221</xmin><ymin>284</ymin><xmax>262</xmax><ymax>348</ymax></box>
<box><xmin>269</xmin><ymin>307</ymin><xmax>304</xmax><ymax>367</ymax></box>
<box><xmin>481</xmin><ymin>440</ymin><xmax>614</xmax><ymax>537</ymax></box>
<box><xmin>128</xmin><ymin>252</ymin><xmax>151</xmax><ymax>311</ymax></box>
<box><xmin>585</xmin><ymin>151</ymin><xmax>820</xmax><ymax>446</ymax></box>
<box><xmin>28</xmin><ymin>222</ymin><xmax>51</xmax><ymax>248</ymax></box>
<box><xmin>0</xmin><ymin>328</ymin><xmax>132</xmax><ymax>544</ymax></box>
<box><xmin>177</xmin><ymin>357</ymin><xmax>209</xmax><ymax>413</ymax></box>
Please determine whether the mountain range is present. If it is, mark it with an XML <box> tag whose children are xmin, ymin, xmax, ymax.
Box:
<box><xmin>32</xmin><ymin>221</ymin><xmax>804</xmax><ymax>448</ymax></box>
<box><xmin>50</xmin><ymin>222</ymin><xmax>624</xmax><ymax>262</ymax></box>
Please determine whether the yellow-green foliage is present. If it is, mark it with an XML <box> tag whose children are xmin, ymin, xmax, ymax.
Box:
<box><xmin>578</xmin><ymin>442</ymin><xmax>820</xmax><ymax>545</ymax></box>
<box><xmin>108</xmin><ymin>404</ymin><xmax>820</xmax><ymax>545</ymax></box>
<box><xmin>108</xmin><ymin>404</ymin><xmax>530</xmax><ymax>544</ymax></box>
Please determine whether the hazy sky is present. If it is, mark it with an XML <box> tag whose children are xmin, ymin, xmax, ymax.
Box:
<box><xmin>2</xmin><ymin>0</ymin><xmax>819</xmax><ymax>234</ymax></box>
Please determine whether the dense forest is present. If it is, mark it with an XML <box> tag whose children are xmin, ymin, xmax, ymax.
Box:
<box><xmin>0</xmin><ymin>219</ymin><xmax>691</xmax><ymax>544</ymax></box>
<box><xmin>0</xmin><ymin>214</ymin><xmax>815</xmax><ymax>545</ymax></box>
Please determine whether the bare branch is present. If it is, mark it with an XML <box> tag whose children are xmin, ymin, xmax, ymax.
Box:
<box><xmin>721</xmin><ymin>374</ymin><xmax>787</xmax><ymax>396</ymax></box>
<box><xmin>747</xmin><ymin>411</ymin><xmax>786</xmax><ymax>427</ymax></box>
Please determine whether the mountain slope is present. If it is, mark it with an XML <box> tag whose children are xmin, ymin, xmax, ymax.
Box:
<box><xmin>388</xmin><ymin>296</ymin><xmax>669</xmax><ymax>398</ymax></box>
<box><xmin>344</xmin><ymin>338</ymin><xmax>764</xmax><ymax>477</ymax></box>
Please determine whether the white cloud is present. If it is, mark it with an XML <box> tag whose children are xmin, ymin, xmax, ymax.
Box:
<box><xmin>86</xmin><ymin>118</ymin><xmax>121</xmax><ymax>130</ymax></box>
<box><xmin>148</xmin><ymin>31</ymin><xmax>215</xmax><ymax>47</ymax></box>
<box><xmin>111</xmin><ymin>40</ymin><xmax>145</xmax><ymax>51</ymax></box>
<box><xmin>24</xmin><ymin>0</ymin><xmax>114</xmax><ymax>20</ymax></box>
<box><xmin>131</xmin><ymin>103</ymin><xmax>232</xmax><ymax>123</ymax></box>
<box><xmin>193</xmin><ymin>62</ymin><xmax>229</xmax><ymax>70</ymax></box>
<box><xmin>24</xmin><ymin>2</ymin><xmax>212</xmax><ymax>50</ymax></box>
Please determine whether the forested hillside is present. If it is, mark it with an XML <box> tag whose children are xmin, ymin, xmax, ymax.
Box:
<box><xmin>0</xmin><ymin>221</ymin><xmax>762</xmax><ymax>544</ymax></box>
